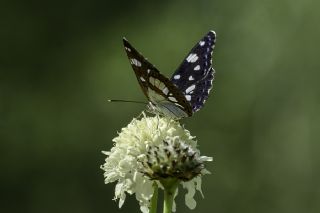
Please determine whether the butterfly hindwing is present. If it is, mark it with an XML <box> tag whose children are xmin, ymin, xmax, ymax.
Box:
<box><xmin>170</xmin><ymin>31</ymin><xmax>216</xmax><ymax>112</ymax></box>
<box><xmin>123</xmin><ymin>38</ymin><xmax>192</xmax><ymax>117</ymax></box>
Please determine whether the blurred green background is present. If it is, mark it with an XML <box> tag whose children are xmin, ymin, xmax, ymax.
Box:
<box><xmin>1</xmin><ymin>0</ymin><xmax>320</xmax><ymax>212</ymax></box>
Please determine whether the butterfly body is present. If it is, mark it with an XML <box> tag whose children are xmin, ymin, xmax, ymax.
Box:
<box><xmin>123</xmin><ymin>31</ymin><xmax>216</xmax><ymax>119</ymax></box>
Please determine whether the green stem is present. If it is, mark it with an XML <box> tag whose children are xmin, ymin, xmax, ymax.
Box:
<box><xmin>162</xmin><ymin>178</ymin><xmax>179</xmax><ymax>213</ymax></box>
<box><xmin>149</xmin><ymin>182</ymin><xmax>158</xmax><ymax>213</ymax></box>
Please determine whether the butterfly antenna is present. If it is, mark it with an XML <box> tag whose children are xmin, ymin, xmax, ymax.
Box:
<box><xmin>108</xmin><ymin>99</ymin><xmax>148</xmax><ymax>105</ymax></box>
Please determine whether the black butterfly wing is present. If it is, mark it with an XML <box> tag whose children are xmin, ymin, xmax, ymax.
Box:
<box><xmin>170</xmin><ymin>31</ymin><xmax>216</xmax><ymax>113</ymax></box>
<box><xmin>123</xmin><ymin>38</ymin><xmax>193</xmax><ymax>116</ymax></box>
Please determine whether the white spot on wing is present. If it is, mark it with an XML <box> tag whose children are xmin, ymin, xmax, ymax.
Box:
<box><xmin>185</xmin><ymin>84</ymin><xmax>196</xmax><ymax>94</ymax></box>
<box><xmin>186</xmin><ymin>53</ymin><xmax>198</xmax><ymax>63</ymax></box>
<box><xmin>199</xmin><ymin>41</ymin><xmax>205</xmax><ymax>46</ymax></box>
<box><xmin>140</xmin><ymin>76</ymin><xmax>146</xmax><ymax>82</ymax></box>
<box><xmin>130</xmin><ymin>58</ymin><xmax>141</xmax><ymax>67</ymax></box>
<box><xmin>173</xmin><ymin>75</ymin><xmax>180</xmax><ymax>79</ymax></box>
<box><xmin>147</xmin><ymin>88</ymin><xmax>166</xmax><ymax>104</ymax></box>
<box><xmin>158</xmin><ymin>82</ymin><xmax>165</xmax><ymax>90</ymax></box>
<box><xmin>185</xmin><ymin>95</ymin><xmax>191</xmax><ymax>101</ymax></box>
<box><xmin>188</xmin><ymin>76</ymin><xmax>194</xmax><ymax>81</ymax></box>
<box><xmin>125</xmin><ymin>47</ymin><xmax>131</xmax><ymax>52</ymax></box>
<box><xmin>154</xmin><ymin>79</ymin><xmax>161</xmax><ymax>87</ymax></box>
<box><xmin>168</xmin><ymin>96</ymin><xmax>177</xmax><ymax>102</ymax></box>
<box><xmin>162</xmin><ymin>87</ymin><xmax>169</xmax><ymax>95</ymax></box>
<box><xmin>194</xmin><ymin>65</ymin><xmax>200</xmax><ymax>70</ymax></box>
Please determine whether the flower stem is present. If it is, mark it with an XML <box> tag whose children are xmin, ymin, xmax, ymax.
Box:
<box><xmin>162</xmin><ymin>178</ymin><xmax>179</xmax><ymax>213</ymax></box>
<box><xmin>149</xmin><ymin>182</ymin><xmax>158</xmax><ymax>213</ymax></box>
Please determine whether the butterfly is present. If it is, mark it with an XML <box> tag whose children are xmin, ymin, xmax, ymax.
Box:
<box><xmin>123</xmin><ymin>31</ymin><xmax>216</xmax><ymax>119</ymax></box>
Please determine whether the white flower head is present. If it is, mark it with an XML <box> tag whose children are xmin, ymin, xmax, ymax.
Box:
<box><xmin>101</xmin><ymin>113</ymin><xmax>212</xmax><ymax>212</ymax></box>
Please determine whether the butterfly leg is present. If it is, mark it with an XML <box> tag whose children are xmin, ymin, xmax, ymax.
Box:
<box><xmin>156</xmin><ymin>114</ymin><xmax>160</xmax><ymax>131</ymax></box>
<box><xmin>136</xmin><ymin>110</ymin><xmax>146</xmax><ymax>119</ymax></box>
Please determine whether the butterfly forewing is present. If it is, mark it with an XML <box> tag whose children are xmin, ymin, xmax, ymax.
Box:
<box><xmin>123</xmin><ymin>38</ymin><xmax>192</xmax><ymax>117</ymax></box>
<box><xmin>170</xmin><ymin>31</ymin><xmax>216</xmax><ymax>112</ymax></box>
